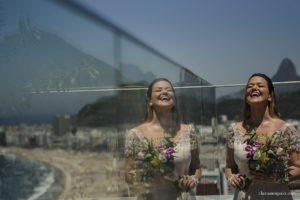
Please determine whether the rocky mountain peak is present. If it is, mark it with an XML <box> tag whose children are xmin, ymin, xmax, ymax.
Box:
<box><xmin>272</xmin><ymin>58</ymin><xmax>300</xmax><ymax>81</ymax></box>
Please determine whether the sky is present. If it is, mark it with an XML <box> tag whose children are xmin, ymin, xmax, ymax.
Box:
<box><xmin>76</xmin><ymin>0</ymin><xmax>300</xmax><ymax>85</ymax></box>
<box><xmin>1</xmin><ymin>0</ymin><xmax>300</xmax><ymax>121</ymax></box>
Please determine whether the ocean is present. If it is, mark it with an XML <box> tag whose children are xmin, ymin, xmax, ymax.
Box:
<box><xmin>0</xmin><ymin>152</ymin><xmax>63</xmax><ymax>200</ymax></box>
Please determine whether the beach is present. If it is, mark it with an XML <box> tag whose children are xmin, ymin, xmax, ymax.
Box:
<box><xmin>0</xmin><ymin>147</ymin><xmax>129</xmax><ymax>199</ymax></box>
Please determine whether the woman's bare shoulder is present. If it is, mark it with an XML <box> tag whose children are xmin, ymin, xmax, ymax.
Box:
<box><xmin>133</xmin><ymin>124</ymin><xmax>144</xmax><ymax>131</ymax></box>
<box><xmin>273</xmin><ymin>118</ymin><xmax>286</xmax><ymax>126</ymax></box>
<box><xmin>133</xmin><ymin>123</ymin><xmax>151</xmax><ymax>133</ymax></box>
<box><xmin>234</xmin><ymin>121</ymin><xmax>247</xmax><ymax>133</ymax></box>
<box><xmin>180</xmin><ymin>123</ymin><xmax>190</xmax><ymax>130</ymax></box>
<box><xmin>235</xmin><ymin>121</ymin><xmax>243</xmax><ymax>129</ymax></box>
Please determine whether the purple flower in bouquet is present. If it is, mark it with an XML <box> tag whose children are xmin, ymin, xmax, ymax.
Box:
<box><xmin>240</xmin><ymin>128</ymin><xmax>292</xmax><ymax>191</ymax></box>
<box><xmin>133</xmin><ymin>137</ymin><xmax>177</xmax><ymax>183</ymax></box>
<box><xmin>246</xmin><ymin>150</ymin><xmax>256</xmax><ymax>160</ymax></box>
<box><xmin>154</xmin><ymin>144</ymin><xmax>166</xmax><ymax>150</ymax></box>
<box><xmin>254</xmin><ymin>141</ymin><xmax>264</xmax><ymax>147</ymax></box>
<box><xmin>136</xmin><ymin>160</ymin><xmax>143</xmax><ymax>165</ymax></box>
<box><xmin>164</xmin><ymin>147</ymin><xmax>175</xmax><ymax>161</ymax></box>
<box><xmin>246</xmin><ymin>153</ymin><xmax>252</xmax><ymax>160</ymax></box>
<box><xmin>278</xmin><ymin>156</ymin><xmax>284</xmax><ymax>162</ymax></box>
<box><xmin>245</xmin><ymin>145</ymin><xmax>254</xmax><ymax>152</ymax></box>
<box><xmin>245</xmin><ymin>145</ymin><xmax>256</xmax><ymax>160</ymax></box>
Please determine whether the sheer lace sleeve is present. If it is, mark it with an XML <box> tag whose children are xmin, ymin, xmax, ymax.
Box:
<box><xmin>189</xmin><ymin>124</ymin><xmax>199</xmax><ymax>150</ymax></box>
<box><xmin>125</xmin><ymin>129</ymin><xmax>137</xmax><ymax>158</ymax></box>
<box><xmin>226</xmin><ymin>123</ymin><xmax>235</xmax><ymax>149</ymax></box>
<box><xmin>125</xmin><ymin>129</ymin><xmax>149</xmax><ymax>158</ymax></box>
<box><xmin>283</xmin><ymin>125</ymin><xmax>300</xmax><ymax>152</ymax></box>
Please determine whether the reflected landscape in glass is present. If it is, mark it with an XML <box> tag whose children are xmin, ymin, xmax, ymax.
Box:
<box><xmin>0</xmin><ymin>0</ymin><xmax>299</xmax><ymax>199</ymax></box>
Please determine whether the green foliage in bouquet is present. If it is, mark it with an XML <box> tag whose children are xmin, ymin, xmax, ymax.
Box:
<box><xmin>133</xmin><ymin>137</ymin><xmax>176</xmax><ymax>182</ymax></box>
<box><xmin>241</xmin><ymin>126</ymin><xmax>291</xmax><ymax>191</ymax></box>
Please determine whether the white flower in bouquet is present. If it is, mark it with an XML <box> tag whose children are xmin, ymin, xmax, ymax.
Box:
<box><xmin>138</xmin><ymin>151</ymin><xmax>146</xmax><ymax>159</ymax></box>
<box><xmin>159</xmin><ymin>153</ymin><xmax>167</xmax><ymax>163</ymax></box>
<box><xmin>253</xmin><ymin>151</ymin><xmax>261</xmax><ymax>160</ymax></box>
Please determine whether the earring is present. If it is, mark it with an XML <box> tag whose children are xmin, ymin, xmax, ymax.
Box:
<box><xmin>149</xmin><ymin>102</ymin><xmax>153</xmax><ymax>107</ymax></box>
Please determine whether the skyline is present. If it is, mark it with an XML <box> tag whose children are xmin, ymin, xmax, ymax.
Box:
<box><xmin>78</xmin><ymin>0</ymin><xmax>300</xmax><ymax>85</ymax></box>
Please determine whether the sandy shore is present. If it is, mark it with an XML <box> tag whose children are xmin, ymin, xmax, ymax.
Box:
<box><xmin>0</xmin><ymin>147</ymin><xmax>129</xmax><ymax>199</ymax></box>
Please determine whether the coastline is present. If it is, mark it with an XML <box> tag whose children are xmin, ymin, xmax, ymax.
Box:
<box><xmin>0</xmin><ymin>147</ymin><xmax>129</xmax><ymax>199</ymax></box>
<box><xmin>27</xmin><ymin>159</ymin><xmax>63</xmax><ymax>200</ymax></box>
<box><xmin>0</xmin><ymin>151</ymin><xmax>63</xmax><ymax>200</ymax></box>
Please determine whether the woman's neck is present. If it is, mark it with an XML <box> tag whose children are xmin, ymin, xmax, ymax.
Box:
<box><xmin>248</xmin><ymin>104</ymin><xmax>272</xmax><ymax>126</ymax></box>
<box><xmin>151</xmin><ymin>109</ymin><xmax>173</xmax><ymax>128</ymax></box>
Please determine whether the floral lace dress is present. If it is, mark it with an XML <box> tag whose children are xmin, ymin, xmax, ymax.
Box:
<box><xmin>125</xmin><ymin>124</ymin><xmax>199</xmax><ymax>200</ymax></box>
<box><xmin>227</xmin><ymin>123</ymin><xmax>300</xmax><ymax>200</ymax></box>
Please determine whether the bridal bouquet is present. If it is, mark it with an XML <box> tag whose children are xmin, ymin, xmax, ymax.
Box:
<box><xmin>134</xmin><ymin>138</ymin><xmax>176</xmax><ymax>182</ymax></box>
<box><xmin>242</xmin><ymin>128</ymin><xmax>291</xmax><ymax>190</ymax></box>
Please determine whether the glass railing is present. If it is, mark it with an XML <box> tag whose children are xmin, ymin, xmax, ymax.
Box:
<box><xmin>1</xmin><ymin>0</ymin><xmax>300</xmax><ymax>199</ymax></box>
<box><xmin>0</xmin><ymin>0</ymin><xmax>213</xmax><ymax>199</ymax></box>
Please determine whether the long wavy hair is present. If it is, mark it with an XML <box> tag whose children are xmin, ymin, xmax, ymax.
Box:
<box><xmin>243</xmin><ymin>73</ymin><xmax>280</xmax><ymax>121</ymax></box>
<box><xmin>144</xmin><ymin>78</ymin><xmax>181</xmax><ymax>131</ymax></box>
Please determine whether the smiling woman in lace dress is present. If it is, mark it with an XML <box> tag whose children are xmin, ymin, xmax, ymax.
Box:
<box><xmin>225</xmin><ymin>73</ymin><xmax>300</xmax><ymax>200</ymax></box>
<box><xmin>125</xmin><ymin>78</ymin><xmax>201</xmax><ymax>200</ymax></box>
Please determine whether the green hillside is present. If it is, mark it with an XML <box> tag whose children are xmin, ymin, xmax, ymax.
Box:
<box><xmin>217</xmin><ymin>89</ymin><xmax>300</xmax><ymax>121</ymax></box>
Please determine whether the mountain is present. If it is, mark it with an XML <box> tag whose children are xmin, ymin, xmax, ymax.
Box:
<box><xmin>0</xmin><ymin>19</ymin><xmax>121</xmax><ymax>90</ymax></box>
<box><xmin>121</xmin><ymin>64</ymin><xmax>156</xmax><ymax>85</ymax></box>
<box><xmin>272</xmin><ymin>58</ymin><xmax>300</xmax><ymax>93</ymax></box>
<box><xmin>218</xmin><ymin>58</ymin><xmax>300</xmax><ymax>101</ymax></box>
<box><xmin>216</xmin><ymin>58</ymin><xmax>300</xmax><ymax>120</ymax></box>
<box><xmin>217</xmin><ymin>88</ymin><xmax>300</xmax><ymax>121</ymax></box>
<box><xmin>0</xmin><ymin>19</ymin><xmax>123</xmax><ymax>120</ymax></box>
<box><xmin>0</xmin><ymin>19</ymin><xmax>155</xmax><ymax>124</ymax></box>
<box><xmin>272</xmin><ymin>58</ymin><xmax>300</xmax><ymax>82</ymax></box>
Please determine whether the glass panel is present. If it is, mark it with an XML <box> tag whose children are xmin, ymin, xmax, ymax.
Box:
<box><xmin>216</xmin><ymin>86</ymin><xmax>245</xmax><ymax>123</ymax></box>
<box><xmin>275</xmin><ymin>83</ymin><xmax>300</xmax><ymax>121</ymax></box>
<box><xmin>1</xmin><ymin>0</ymin><xmax>116</xmax><ymax>92</ymax></box>
<box><xmin>0</xmin><ymin>0</ymin><xmax>118</xmax><ymax>121</ymax></box>
<box><xmin>0</xmin><ymin>0</ymin><xmax>120</xmax><ymax>199</ymax></box>
<box><xmin>3</xmin><ymin>0</ymin><xmax>299</xmax><ymax>199</ymax></box>
<box><xmin>215</xmin><ymin>85</ymin><xmax>245</xmax><ymax>195</ymax></box>
<box><xmin>120</xmin><ymin>36</ymin><xmax>181</xmax><ymax>86</ymax></box>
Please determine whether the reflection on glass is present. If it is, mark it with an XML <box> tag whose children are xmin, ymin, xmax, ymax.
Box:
<box><xmin>0</xmin><ymin>0</ymin><xmax>217</xmax><ymax>199</ymax></box>
<box><xmin>120</xmin><ymin>36</ymin><xmax>181</xmax><ymax>86</ymax></box>
<box><xmin>1</xmin><ymin>0</ymin><xmax>299</xmax><ymax>199</ymax></box>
